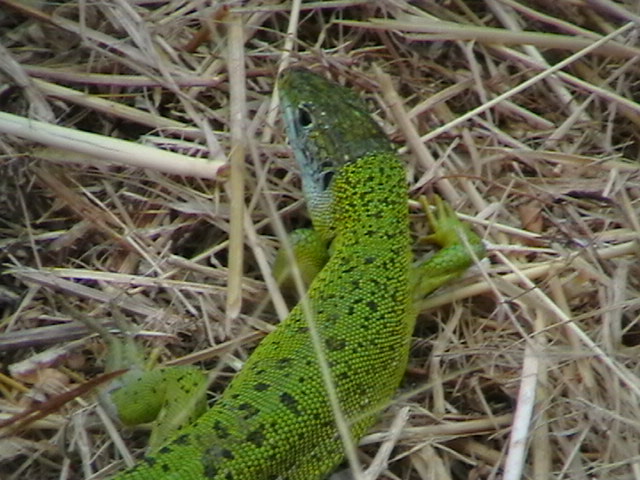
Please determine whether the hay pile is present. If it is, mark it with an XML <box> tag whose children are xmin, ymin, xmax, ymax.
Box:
<box><xmin>1</xmin><ymin>1</ymin><xmax>639</xmax><ymax>479</ymax></box>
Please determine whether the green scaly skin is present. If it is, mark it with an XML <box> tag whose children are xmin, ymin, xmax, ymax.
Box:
<box><xmin>272</xmin><ymin>227</ymin><xmax>330</xmax><ymax>293</ymax></box>
<box><xmin>72</xmin><ymin>312</ymin><xmax>208</xmax><ymax>454</ymax></box>
<box><xmin>109</xmin><ymin>67</ymin><xmax>483</xmax><ymax>479</ymax></box>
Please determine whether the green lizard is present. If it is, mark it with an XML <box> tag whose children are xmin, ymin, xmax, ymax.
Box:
<box><xmin>107</xmin><ymin>66</ymin><xmax>484</xmax><ymax>479</ymax></box>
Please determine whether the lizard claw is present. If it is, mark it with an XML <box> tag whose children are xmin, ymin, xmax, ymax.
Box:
<box><xmin>419</xmin><ymin>195</ymin><xmax>474</xmax><ymax>249</ymax></box>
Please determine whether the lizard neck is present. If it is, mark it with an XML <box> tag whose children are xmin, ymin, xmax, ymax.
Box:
<box><xmin>315</xmin><ymin>152</ymin><xmax>409</xmax><ymax>250</ymax></box>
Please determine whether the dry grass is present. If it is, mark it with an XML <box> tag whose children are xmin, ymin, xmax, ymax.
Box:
<box><xmin>1</xmin><ymin>0</ymin><xmax>640</xmax><ymax>479</ymax></box>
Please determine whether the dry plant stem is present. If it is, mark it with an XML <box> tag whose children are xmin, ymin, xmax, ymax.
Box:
<box><xmin>497</xmin><ymin>149</ymin><xmax>637</xmax><ymax>174</ymax></box>
<box><xmin>586</xmin><ymin>0</ymin><xmax>640</xmax><ymax>24</ymax></box>
<box><xmin>419</xmin><ymin>240</ymin><xmax>638</xmax><ymax>310</ymax></box>
<box><xmin>165</xmin><ymin>331</ymin><xmax>264</xmax><ymax>368</ymax></box>
<box><xmin>258</xmin><ymin>8</ymin><xmax>368</xmax><ymax>474</ymax></box>
<box><xmin>71</xmin><ymin>412</ymin><xmax>91</xmax><ymax>478</ymax></box>
<box><xmin>26</xmin><ymin>268</ymin><xmax>230</xmax><ymax>296</ymax></box>
<box><xmin>361</xmin><ymin>413</ymin><xmax>514</xmax><ymax>445</ymax></box>
<box><xmin>0</xmin><ymin>411</ymin><xmax>63</xmax><ymax>431</ymax></box>
<box><xmin>0</xmin><ymin>370</ymin><xmax>121</xmax><ymax>432</ymax></box>
<box><xmin>340</xmin><ymin>18</ymin><xmax>640</xmax><ymax>59</ymax></box>
<box><xmin>241</xmin><ymin>207</ymin><xmax>290</xmax><ymax>323</ymax></box>
<box><xmin>0</xmin><ymin>42</ymin><xmax>53</xmax><ymax>122</ymax></box>
<box><xmin>286</xmin><ymin>245</ymin><xmax>366</xmax><ymax>476</ymax></box>
<box><xmin>11</xmin><ymin>269</ymin><xmax>184</xmax><ymax>324</ymax></box>
<box><xmin>499</xmin><ymin>47</ymin><xmax>640</xmax><ymax>120</ymax></box>
<box><xmin>23</xmin><ymin>66</ymin><xmax>224</xmax><ymax>87</ymax></box>
<box><xmin>282</xmin><ymin>0</ymin><xmax>303</xmax><ymax>67</ymax></box>
<box><xmin>547</xmin><ymin>277</ymin><xmax>595</xmax><ymax>388</ymax></box>
<box><xmin>494</xmin><ymin>250</ymin><xmax>640</xmax><ymax>402</ymax></box>
<box><xmin>248</xmin><ymin>166</ymin><xmax>367</xmax><ymax>477</ymax></box>
<box><xmin>278</xmin><ymin>209</ymin><xmax>367</xmax><ymax>470</ymax></box>
<box><xmin>485</xmin><ymin>0</ymin><xmax>586</xmax><ymax>122</ymax></box>
<box><xmin>96</xmin><ymin>402</ymin><xmax>136</xmax><ymax>469</ymax></box>
<box><xmin>500</xmin><ymin>0</ymin><xmax>608</xmax><ymax>38</ymax></box>
<box><xmin>503</xmin><ymin>340</ymin><xmax>539</xmax><ymax>480</ymax></box>
<box><xmin>33</xmin><ymin>168</ymin><xmax>201</xmax><ymax>322</ymax></box>
<box><xmin>259</xmin><ymin>0</ymin><xmax>372</xmax><ymax>9</ymax></box>
<box><xmin>246</xmin><ymin>0</ymin><xmax>306</xmax><ymax>321</ymax></box>
<box><xmin>0</xmin><ymin>0</ymin><xmax>172</xmax><ymax>72</ymax></box>
<box><xmin>0</xmin><ymin>112</ymin><xmax>222</xmax><ymax>179</ymax></box>
<box><xmin>31</xmin><ymin>78</ymin><xmax>202</xmax><ymax>139</ymax></box>
<box><xmin>225</xmin><ymin>12</ymin><xmax>248</xmax><ymax>322</ymax></box>
<box><xmin>406</xmin><ymin>78</ymin><xmax>474</xmax><ymax>119</ymax></box>
<box><xmin>246</xmin><ymin>153</ymin><xmax>295</xmax><ymax>323</ymax></box>
<box><xmin>260</xmin><ymin>0</ymin><xmax>304</xmax><ymax>144</ymax></box>
<box><xmin>411</xmin><ymin>444</ymin><xmax>448</xmax><ymax>479</ymax></box>
<box><xmin>451</xmin><ymin>438</ymin><xmax>504</xmax><ymax>467</ymax></box>
<box><xmin>419</xmin><ymin>21</ymin><xmax>636</xmax><ymax>144</ymax></box>
<box><xmin>362</xmin><ymin>406</ymin><xmax>410</xmax><ymax>480</ymax></box>
<box><xmin>429</xmin><ymin>308</ymin><xmax>465</xmax><ymax>417</ymax></box>
<box><xmin>531</xmin><ymin>310</ymin><xmax>551</xmax><ymax>480</ymax></box>
<box><xmin>374</xmin><ymin>67</ymin><xmax>457</xmax><ymax>203</ymax></box>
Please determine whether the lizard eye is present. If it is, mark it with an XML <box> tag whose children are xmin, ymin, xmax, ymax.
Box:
<box><xmin>297</xmin><ymin>105</ymin><xmax>313</xmax><ymax>128</ymax></box>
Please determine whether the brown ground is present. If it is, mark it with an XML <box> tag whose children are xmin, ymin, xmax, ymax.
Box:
<box><xmin>1</xmin><ymin>1</ymin><xmax>640</xmax><ymax>479</ymax></box>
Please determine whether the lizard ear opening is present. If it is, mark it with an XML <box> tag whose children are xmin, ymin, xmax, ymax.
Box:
<box><xmin>321</xmin><ymin>170</ymin><xmax>334</xmax><ymax>190</ymax></box>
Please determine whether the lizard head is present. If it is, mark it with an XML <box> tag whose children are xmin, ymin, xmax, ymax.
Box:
<box><xmin>278</xmin><ymin>67</ymin><xmax>394</xmax><ymax>236</ymax></box>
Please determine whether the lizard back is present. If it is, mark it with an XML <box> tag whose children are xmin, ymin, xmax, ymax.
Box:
<box><xmin>113</xmin><ymin>67</ymin><xmax>412</xmax><ymax>480</ymax></box>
